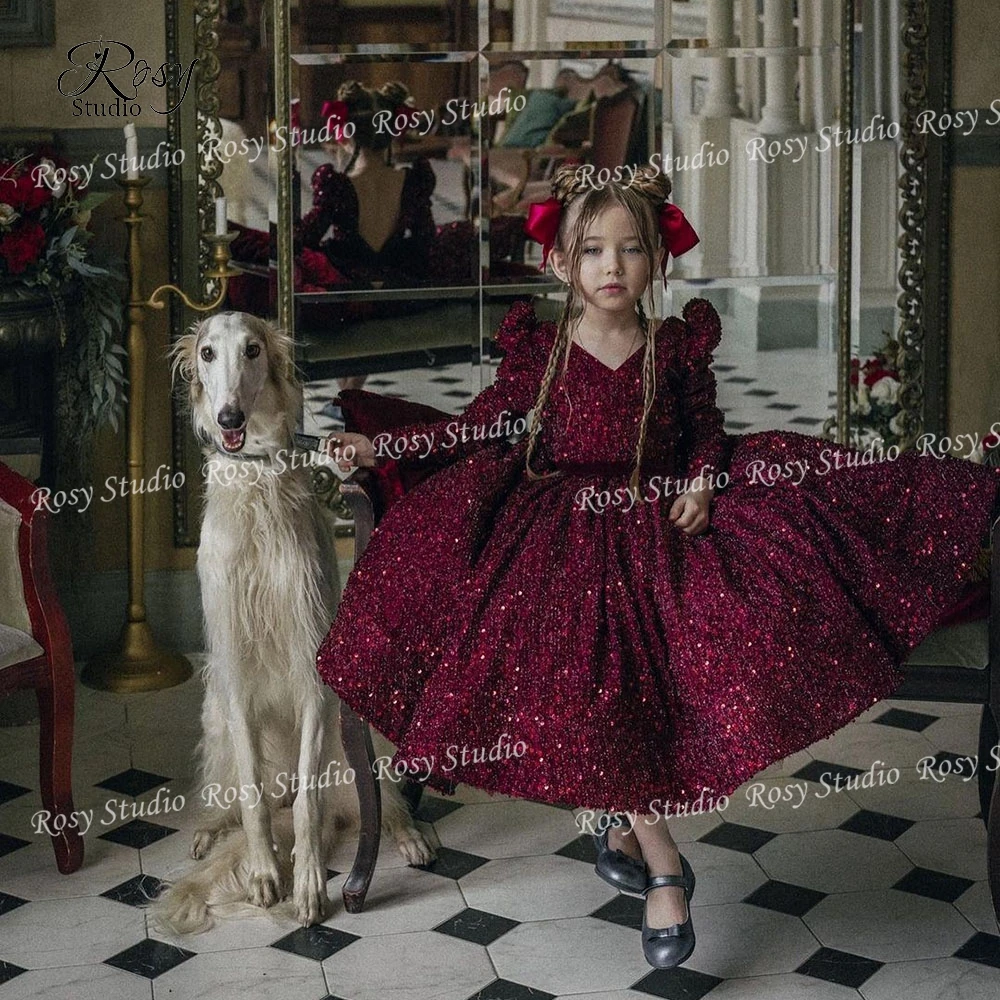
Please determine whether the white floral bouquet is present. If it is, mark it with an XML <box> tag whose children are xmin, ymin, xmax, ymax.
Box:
<box><xmin>849</xmin><ymin>332</ymin><xmax>905</xmax><ymax>449</ymax></box>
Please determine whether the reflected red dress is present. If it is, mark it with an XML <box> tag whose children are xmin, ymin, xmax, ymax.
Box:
<box><xmin>316</xmin><ymin>298</ymin><xmax>1000</xmax><ymax>813</ymax></box>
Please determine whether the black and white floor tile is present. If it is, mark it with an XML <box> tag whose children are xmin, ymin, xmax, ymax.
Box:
<box><xmin>1</xmin><ymin>670</ymin><xmax>998</xmax><ymax>1000</ymax></box>
<box><xmin>301</xmin><ymin>310</ymin><xmax>840</xmax><ymax>444</ymax></box>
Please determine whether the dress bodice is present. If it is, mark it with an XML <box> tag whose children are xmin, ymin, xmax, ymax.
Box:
<box><xmin>384</xmin><ymin>297</ymin><xmax>730</xmax><ymax>484</ymax></box>
<box><xmin>297</xmin><ymin>157</ymin><xmax>438</xmax><ymax>283</ymax></box>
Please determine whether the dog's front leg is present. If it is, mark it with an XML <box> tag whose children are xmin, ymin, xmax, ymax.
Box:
<box><xmin>291</xmin><ymin>690</ymin><xmax>329</xmax><ymax>925</ymax></box>
<box><xmin>226</xmin><ymin>702</ymin><xmax>283</xmax><ymax>908</ymax></box>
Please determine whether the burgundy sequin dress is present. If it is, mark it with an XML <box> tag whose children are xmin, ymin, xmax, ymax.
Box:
<box><xmin>316</xmin><ymin>298</ymin><xmax>1000</xmax><ymax>813</ymax></box>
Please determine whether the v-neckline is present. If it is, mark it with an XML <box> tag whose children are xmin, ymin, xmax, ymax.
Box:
<box><xmin>345</xmin><ymin>169</ymin><xmax>407</xmax><ymax>256</ymax></box>
<box><xmin>570</xmin><ymin>338</ymin><xmax>645</xmax><ymax>374</ymax></box>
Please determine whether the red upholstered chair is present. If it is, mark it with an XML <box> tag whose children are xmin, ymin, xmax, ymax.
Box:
<box><xmin>0</xmin><ymin>462</ymin><xmax>83</xmax><ymax>874</ymax></box>
<box><xmin>326</xmin><ymin>398</ymin><xmax>1000</xmax><ymax>920</ymax></box>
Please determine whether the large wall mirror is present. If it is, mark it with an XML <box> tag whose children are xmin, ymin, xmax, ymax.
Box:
<box><xmin>165</xmin><ymin>0</ymin><xmax>951</xmax><ymax>547</ymax></box>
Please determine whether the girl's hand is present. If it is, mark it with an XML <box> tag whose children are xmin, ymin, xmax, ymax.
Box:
<box><xmin>322</xmin><ymin>432</ymin><xmax>376</xmax><ymax>471</ymax></box>
<box><xmin>668</xmin><ymin>487</ymin><xmax>713</xmax><ymax>536</ymax></box>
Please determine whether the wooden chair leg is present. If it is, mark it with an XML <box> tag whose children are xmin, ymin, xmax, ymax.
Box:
<box><xmin>35</xmin><ymin>678</ymin><xmax>83</xmax><ymax>874</ymax></box>
<box><xmin>340</xmin><ymin>700</ymin><xmax>380</xmax><ymax>913</ymax></box>
<box><xmin>401</xmin><ymin>778</ymin><xmax>425</xmax><ymax>816</ymax></box>
<box><xmin>989</xmin><ymin>764</ymin><xmax>1000</xmax><ymax>925</ymax></box>
<box><xmin>978</xmin><ymin>704</ymin><xmax>998</xmax><ymax>824</ymax></box>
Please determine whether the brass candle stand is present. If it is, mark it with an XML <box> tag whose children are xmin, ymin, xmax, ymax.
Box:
<box><xmin>83</xmin><ymin>175</ymin><xmax>240</xmax><ymax>693</ymax></box>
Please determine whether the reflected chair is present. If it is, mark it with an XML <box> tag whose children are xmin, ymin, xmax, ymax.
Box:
<box><xmin>0</xmin><ymin>462</ymin><xmax>83</xmax><ymax>874</ymax></box>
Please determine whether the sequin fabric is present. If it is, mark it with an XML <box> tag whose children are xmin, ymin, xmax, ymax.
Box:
<box><xmin>295</xmin><ymin>158</ymin><xmax>528</xmax><ymax>291</ymax></box>
<box><xmin>316</xmin><ymin>298</ymin><xmax>1000</xmax><ymax>813</ymax></box>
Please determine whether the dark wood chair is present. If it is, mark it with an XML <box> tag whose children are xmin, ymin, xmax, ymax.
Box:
<box><xmin>0</xmin><ymin>461</ymin><xmax>83</xmax><ymax>874</ymax></box>
<box><xmin>893</xmin><ymin>517</ymin><xmax>999</xmax><ymax>918</ymax></box>
<box><xmin>334</xmin><ymin>460</ymin><xmax>999</xmax><ymax>920</ymax></box>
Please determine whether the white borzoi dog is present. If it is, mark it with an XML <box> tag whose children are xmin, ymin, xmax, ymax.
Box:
<box><xmin>151</xmin><ymin>312</ymin><xmax>433</xmax><ymax>935</ymax></box>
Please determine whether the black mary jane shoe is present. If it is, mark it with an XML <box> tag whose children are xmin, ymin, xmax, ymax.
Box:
<box><xmin>592</xmin><ymin>817</ymin><xmax>648</xmax><ymax>896</ymax></box>
<box><xmin>641</xmin><ymin>854</ymin><xmax>696</xmax><ymax>969</ymax></box>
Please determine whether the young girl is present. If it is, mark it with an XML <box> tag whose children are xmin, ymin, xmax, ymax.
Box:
<box><xmin>316</xmin><ymin>164</ymin><xmax>1000</xmax><ymax>969</ymax></box>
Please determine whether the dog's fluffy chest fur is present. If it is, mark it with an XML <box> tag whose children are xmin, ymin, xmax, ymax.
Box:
<box><xmin>198</xmin><ymin>460</ymin><xmax>338</xmax><ymax>675</ymax></box>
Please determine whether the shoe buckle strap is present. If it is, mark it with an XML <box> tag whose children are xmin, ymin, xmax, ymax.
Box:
<box><xmin>644</xmin><ymin>874</ymin><xmax>688</xmax><ymax>892</ymax></box>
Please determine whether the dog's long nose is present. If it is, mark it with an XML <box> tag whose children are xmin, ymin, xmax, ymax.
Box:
<box><xmin>218</xmin><ymin>405</ymin><xmax>246</xmax><ymax>429</ymax></box>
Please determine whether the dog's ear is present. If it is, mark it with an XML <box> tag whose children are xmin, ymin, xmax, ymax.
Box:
<box><xmin>168</xmin><ymin>318</ymin><xmax>206</xmax><ymax>389</ymax></box>
<box><xmin>249</xmin><ymin>316</ymin><xmax>298</xmax><ymax>388</ymax></box>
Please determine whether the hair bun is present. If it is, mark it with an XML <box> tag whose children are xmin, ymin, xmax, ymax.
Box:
<box><xmin>550</xmin><ymin>162</ymin><xmax>593</xmax><ymax>207</ymax></box>
<box><xmin>628</xmin><ymin>163</ymin><xmax>672</xmax><ymax>203</ymax></box>
<box><xmin>549</xmin><ymin>161</ymin><xmax>673</xmax><ymax>210</ymax></box>
<box><xmin>337</xmin><ymin>80</ymin><xmax>371</xmax><ymax>110</ymax></box>
<box><xmin>378</xmin><ymin>80</ymin><xmax>411</xmax><ymax>108</ymax></box>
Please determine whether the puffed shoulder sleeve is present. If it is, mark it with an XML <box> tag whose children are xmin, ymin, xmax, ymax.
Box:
<box><xmin>377</xmin><ymin>299</ymin><xmax>546</xmax><ymax>470</ymax></box>
<box><xmin>495</xmin><ymin>298</ymin><xmax>540</xmax><ymax>353</ymax></box>
<box><xmin>296</xmin><ymin>164</ymin><xmax>349</xmax><ymax>248</ymax></box>
<box><xmin>677</xmin><ymin>297</ymin><xmax>729</xmax><ymax>482</ymax></box>
<box><xmin>679</xmin><ymin>297</ymin><xmax>723</xmax><ymax>365</ymax></box>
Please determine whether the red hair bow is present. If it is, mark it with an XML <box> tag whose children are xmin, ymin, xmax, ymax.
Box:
<box><xmin>524</xmin><ymin>197</ymin><xmax>700</xmax><ymax>277</ymax></box>
<box><xmin>321</xmin><ymin>99</ymin><xmax>351</xmax><ymax>142</ymax></box>
<box><xmin>524</xmin><ymin>197</ymin><xmax>562</xmax><ymax>271</ymax></box>
<box><xmin>658</xmin><ymin>203</ymin><xmax>699</xmax><ymax>273</ymax></box>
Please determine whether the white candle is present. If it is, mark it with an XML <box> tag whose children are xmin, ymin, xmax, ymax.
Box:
<box><xmin>215</xmin><ymin>196</ymin><xmax>227</xmax><ymax>236</ymax></box>
<box><xmin>123</xmin><ymin>123</ymin><xmax>138</xmax><ymax>180</ymax></box>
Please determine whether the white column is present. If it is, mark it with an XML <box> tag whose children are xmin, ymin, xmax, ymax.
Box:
<box><xmin>758</xmin><ymin>0</ymin><xmax>799</xmax><ymax>134</ymax></box>
<box><xmin>701</xmin><ymin>0</ymin><xmax>740</xmax><ymax>119</ymax></box>
<box><xmin>738</xmin><ymin>0</ymin><xmax>762</xmax><ymax>120</ymax></box>
<box><xmin>799</xmin><ymin>0</ymin><xmax>816</xmax><ymax>130</ymax></box>
<box><xmin>816</xmin><ymin>0</ymin><xmax>838</xmax><ymax>127</ymax></box>
<box><xmin>513</xmin><ymin>0</ymin><xmax>548</xmax><ymax>50</ymax></box>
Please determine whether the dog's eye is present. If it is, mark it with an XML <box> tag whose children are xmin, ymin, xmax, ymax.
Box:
<box><xmin>246</xmin><ymin>343</ymin><xmax>261</xmax><ymax>359</ymax></box>
<box><xmin>200</xmin><ymin>346</ymin><xmax>214</xmax><ymax>362</ymax></box>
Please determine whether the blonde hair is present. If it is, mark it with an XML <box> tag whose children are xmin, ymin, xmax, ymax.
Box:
<box><xmin>524</xmin><ymin>163</ymin><xmax>673</xmax><ymax>493</ymax></box>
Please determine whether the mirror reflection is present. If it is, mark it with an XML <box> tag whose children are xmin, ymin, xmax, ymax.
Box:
<box><xmin>173</xmin><ymin>0</ymin><xmax>911</xmax><ymax>542</ymax></box>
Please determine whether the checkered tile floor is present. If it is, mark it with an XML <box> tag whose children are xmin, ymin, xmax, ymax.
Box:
<box><xmin>301</xmin><ymin>311</ymin><xmax>839</xmax><ymax>443</ymax></box>
<box><xmin>1</xmin><ymin>668</ymin><xmax>998</xmax><ymax>999</ymax></box>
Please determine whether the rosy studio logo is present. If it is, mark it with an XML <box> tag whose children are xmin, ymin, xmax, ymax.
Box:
<box><xmin>57</xmin><ymin>38</ymin><xmax>198</xmax><ymax>118</ymax></box>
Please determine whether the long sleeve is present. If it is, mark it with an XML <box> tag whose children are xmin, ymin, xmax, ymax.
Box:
<box><xmin>677</xmin><ymin>298</ymin><xmax>729</xmax><ymax>482</ymax></box>
<box><xmin>296</xmin><ymin>164</ymin><xmax>343</xmax><ymax>249</ymax></box>
<box><xmin>392</xmin><ymin>157</ymin><xmax>437</xmax><ymax>280</ymax></box>
<box><xmin>373</xmin><ymin>300</ymin><xmax>545</xmax><ymax>471</ymax></box>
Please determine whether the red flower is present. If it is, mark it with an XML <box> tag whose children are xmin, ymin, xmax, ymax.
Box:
<box><xmin>8</xmin><ymin>167</ymin><xmax>50</xmax><ymax>213</ymax></box>
<box><xmin>0</xmin><ymin>220</ymin><xmax>47</xmax><ymax>274</ymax></box>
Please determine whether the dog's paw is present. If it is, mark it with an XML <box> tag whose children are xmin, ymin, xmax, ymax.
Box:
<box><xmin>293</xmin><ymin>859</ymin><xmax>329</xmax><ymax>926</ymax></box>
<box><xmin>190</xmin><ymin>828</ymin><xmax>218</xmax><ymax>860</ymax></box>
<box><xmin>395</xmin><ymin>824</ymin><xmax>436</xmax><ymax>866</ymax></box>
<box><xmin>246</xmin><ymin>862</ymin><xmax>284</xmax><ymax>909</ymax></box>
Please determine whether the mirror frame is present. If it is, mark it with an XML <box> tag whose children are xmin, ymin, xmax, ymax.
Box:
<box><xmin>165</xmin><ymin>0</ymin><xmax>227</xmax><ymax>547</ymax></box>
<box><xmin>164</xmin><ymin>0</ymin><xmax>951</xmax><ymax>547</ymax></box>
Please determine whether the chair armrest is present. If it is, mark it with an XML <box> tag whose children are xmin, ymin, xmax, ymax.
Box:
<box><xmin>340</xmin><ymin>468</ymin><xmax>376</xmax><ymax>563</ymax></box>
<box><xmin>0</xmin><ymin>463</ymin><xmax>72</xmax><ymax>674</ymax></box>
<box><xmin>0</xmin><ymin>462</ymin><xmax>42</xmax><ymax>526</ymax></box>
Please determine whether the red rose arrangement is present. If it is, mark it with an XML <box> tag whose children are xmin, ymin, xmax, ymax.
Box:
<box><xmin>1</xmin><ymin>144</ymin><xmax>128</xmax><ymax>447</ymax></box>
<box><xmin>0</xmin><ymin>147</ymin><xmax>104</xmax><ymax>284</ymax></box>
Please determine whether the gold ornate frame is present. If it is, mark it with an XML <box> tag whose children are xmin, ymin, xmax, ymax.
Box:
<box><xmin>165</xmin><ymin>0</ymin><xmax>227</xmax><ymax>547</ymax></box>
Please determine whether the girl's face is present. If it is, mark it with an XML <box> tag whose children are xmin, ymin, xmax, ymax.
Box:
<box><xmin>551</xmin><ymin>203</ymin><xmax>655</xmax><ymax>321</ymax></box>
